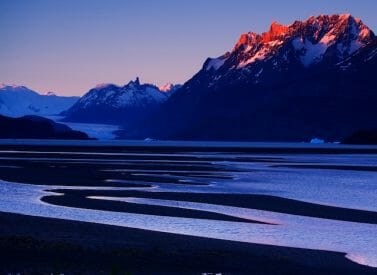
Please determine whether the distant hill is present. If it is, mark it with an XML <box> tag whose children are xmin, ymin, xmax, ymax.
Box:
<box><xmin>0</xmin><ymin>115</ymin><xmax>90</xmax><ymax>140</ymax></box>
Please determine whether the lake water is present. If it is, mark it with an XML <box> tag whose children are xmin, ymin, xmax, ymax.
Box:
<box><xmin>0</xmin><ymin>141</ymin><xmax>376</xmax><ymax>267</ymax></box>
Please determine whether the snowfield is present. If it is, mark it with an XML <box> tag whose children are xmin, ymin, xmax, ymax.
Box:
<box><xmin>0</xmin><ymin>84</ymin><xmax>78</xmax><ymax>117</ymax></box>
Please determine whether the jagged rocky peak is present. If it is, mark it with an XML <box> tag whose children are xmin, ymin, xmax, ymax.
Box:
<box><xmin>206</xmin><ymin>14</ymin><xmax>376</xmax><ymax>71</ymax></box>
<box><xmin>233</xmin><ymin>21</ymin><xmax>290</xmax><ymax>51</ymax></box>
<box><xmin>233</xmin><ymin>32</ymin><xmax>259</xmax><ymax>51</ymax></box>
<box><xmin>262</xmin><ymin>21</ymin><xmax>289</xmax><ymax>42</ymax></box>
<box><xmin>235</xmin><ymin>14</ymin><xmax>374</xmax><ymax>49</ymax></box>
<box><xmin>93</xmin><ymin>78</ymin><xmax>141</xmax><ymax>92</ymax></box>
<box><xmin>127</xmin><ymin>77</ymin><xmax>141</xmax><ymax>87</ymax></box>
<box><xmin>291</xmin><ymin>14</ymin><xmax>374</xmax><ymax>43</ymax></box>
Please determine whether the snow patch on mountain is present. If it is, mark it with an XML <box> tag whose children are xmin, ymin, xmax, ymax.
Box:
<box><xmin>238</xmin><ymin>45</ymin><xmax>271</xmax><ymax>68</ymax></box>
<box><xmin>159</xmin><ymin>83</ymin><xmax>182</xmax><ymax>93</ymax></box>
<box><xmin>206</xmin><ymin>56</ymin><xmax>228</xmax><ymax>71</ymax></box>
<box><xmin>255</xmin><ymin>68</ymin><xmax>264</xmax><ymax>78</ymax></box>
<box><xmin>114</xmin><ymin>86</ymin><xmax>167</xmax><ymax>108</ymax></box>
<box><xmin>44</xmin><ymin>91</ymin><xmax>57</xmax><ymax>96</ymax></box>
<box><xmin>292</xmin><ymin>38</ymin><xmax>329</xmax><ymax>66</ymax></box>
<box><xmin>365</xmin><ymin>47</ymin><xmax>377</xmax><ymax>61</ymax></box>
<box><xmin>159</xmin><ymin>83</ymin><xmax>174</xmax><ymax>92</ymax></box>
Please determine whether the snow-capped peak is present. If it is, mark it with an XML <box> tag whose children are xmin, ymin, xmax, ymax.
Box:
<box><xmin>0</xmin><ymin>83</ymin><xmax>27</xmax><ymax>90</ymax></box>
<box><xmin>205</xmin><ymin>14</ymin><xmax>375</xmax><ymax>71</ymax></box>
<box><xmin>0</xmin><ymin>85</ymin><xmax>78</xmax><ymax>117</ymax></box>
<box><xmin>73</xmin><ymin>78</ymin><xmax>174</xmax><ymax>111</ymax></box>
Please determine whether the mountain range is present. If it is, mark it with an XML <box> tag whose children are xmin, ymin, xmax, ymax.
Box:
<box><xmin>0</xmin><ymin>84</ymin><xmax>78</xmax><ymax>117</ymax></box>
<box><xmin>118</xmin><ymin>14</ymin><xmax>377</xmax><ymax>141</ymax></box>
<box><xmin>2</xmin><ymin>14</ymin><xmax>377</xmax><ymax>142</ymax></box>
<box><xmin>62</xmin><ymin>78</ymin><xmax>180</xmax><ymax>125</ymax></box>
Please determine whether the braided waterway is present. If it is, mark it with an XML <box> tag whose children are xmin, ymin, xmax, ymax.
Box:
<box><xmin>0</xmin><ymin>142</ymin><xmax>376</xmax><ymax>268</ymax></box>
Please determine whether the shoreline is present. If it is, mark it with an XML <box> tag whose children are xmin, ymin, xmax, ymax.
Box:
<box><xmin>0</xmin><ymin>211</ymin><xmax>375</xmax><ymax>275</ymax></box>
<box><xmin>1</xmin><ymin>140</ymin><xmax>377</xmax><ymax>154</ymax></box>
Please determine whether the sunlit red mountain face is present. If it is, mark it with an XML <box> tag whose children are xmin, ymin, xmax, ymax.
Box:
<box><xmin>206</xmin><ymin>14</ymin><xmax>375</xmax><ymax>75</ymax></box>
<box><xmin>119</xmin><ymin>14</ymin><xmax>377</xmax><ymax>141</ymax></box>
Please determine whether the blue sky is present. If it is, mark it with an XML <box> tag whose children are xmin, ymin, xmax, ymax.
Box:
<box><xmin>1</xmin><ymin>0</ymin><xmax>376</xmax><ymax>95</ymax></box>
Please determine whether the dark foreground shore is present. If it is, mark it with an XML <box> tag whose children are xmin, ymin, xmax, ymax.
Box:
<box><xmin>0</xmin><ymin>211</ymin><xmax>376</xmax><ymax>275</ymax></box>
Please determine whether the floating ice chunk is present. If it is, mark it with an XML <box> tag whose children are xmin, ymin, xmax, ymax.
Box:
<box><xmin>310</xmin><ymin>138</ymin><xmax>325</xmax><ymax>144</ymax></box>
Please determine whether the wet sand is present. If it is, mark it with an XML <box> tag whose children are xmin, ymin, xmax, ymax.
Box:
<box><xmin>1</xmin><ymin>211</ymin><xmax>376</xmax><ymax>275</ymax></box>
<box><xmin>42</xmin><ymin>189</ymin><xmax>377</xmax><ymax>224</ymax></box>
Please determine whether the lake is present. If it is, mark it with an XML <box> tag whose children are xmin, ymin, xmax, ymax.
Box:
<box><xmin>0</xmin><ymin>140</ymin><xmax>376</xmax><ymax>269</ymax></box>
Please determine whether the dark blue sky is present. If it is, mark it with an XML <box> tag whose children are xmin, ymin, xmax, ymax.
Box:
<box><xmin>1</xmin><ymin>0</ymin><xmax>376</xmax><ymax>95</ymax></box>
